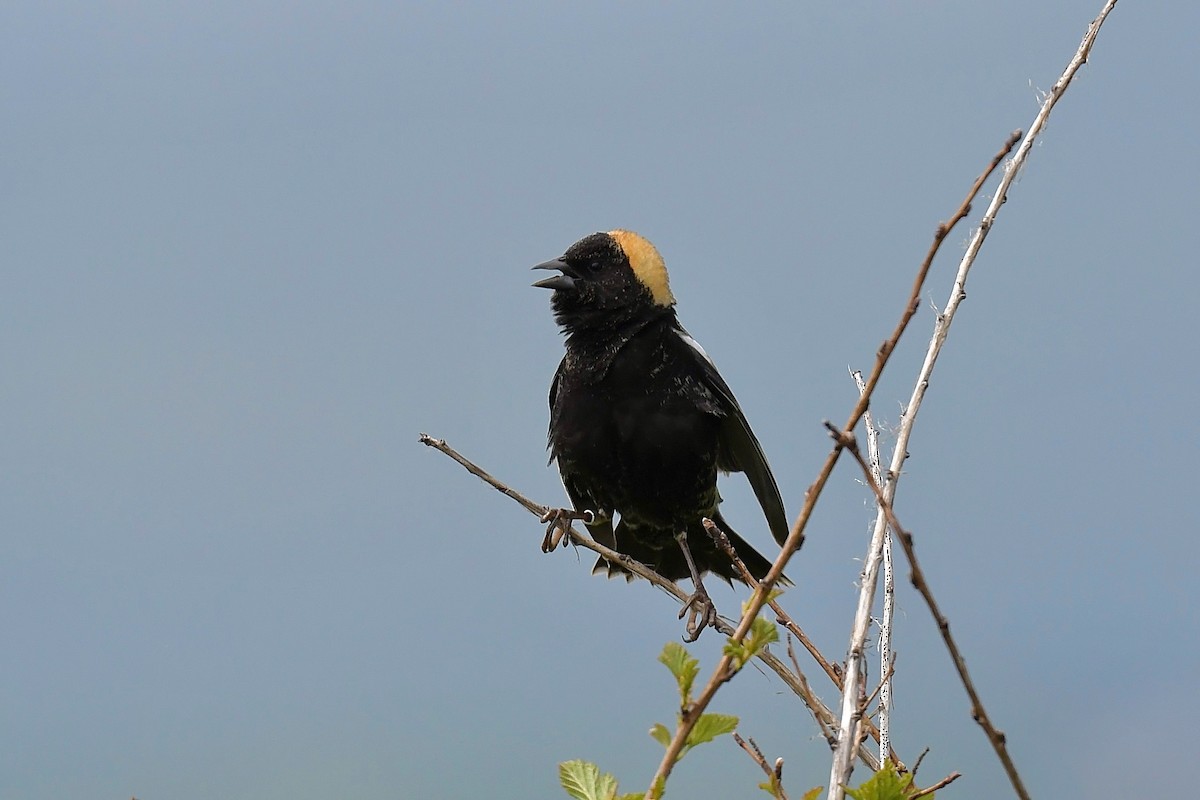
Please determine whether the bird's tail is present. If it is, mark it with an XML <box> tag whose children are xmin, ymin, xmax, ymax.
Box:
<box><xmin>591</xmin><ymin>512</ymin><xmax>791</xmax><ymax>587</ymax></box>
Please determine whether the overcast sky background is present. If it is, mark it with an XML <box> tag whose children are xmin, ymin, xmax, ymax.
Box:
<box><xmin>4</xmin><ymin>2</ymin><xmax>1196</xmax><ymax>799</ymax></box>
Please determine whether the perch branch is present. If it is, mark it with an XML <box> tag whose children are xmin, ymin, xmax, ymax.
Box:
<box><xmin>418</xmin><ymin>434</ymin><xmax>881</xmax><ymax>772</ymax></box>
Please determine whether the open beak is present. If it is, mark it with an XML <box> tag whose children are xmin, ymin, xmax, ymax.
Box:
<box><xmin>532</xmin><ymin>259</ymin><xmax>580</xmax><ymax>291</ymax></box>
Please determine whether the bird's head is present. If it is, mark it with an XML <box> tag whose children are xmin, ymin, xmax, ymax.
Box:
<box><xmin>533</xmin><ymin>230</ymin><xmax>675</xmax><ymax>336</ymax></box>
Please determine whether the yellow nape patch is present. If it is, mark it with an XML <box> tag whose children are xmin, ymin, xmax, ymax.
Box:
<box><xmin>609</xmin><ymin>229</ymin><xmax>675</xmax><ymax>307</ymax></box>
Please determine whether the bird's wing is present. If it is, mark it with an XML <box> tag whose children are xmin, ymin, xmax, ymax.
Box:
<box><xmin>674</xmin><ymin>326</ymin><xmax>790</xmax><ymax>547</ymax></box>
<box><xmin>548</xmin><ymin>357</ymin><xmax>564</xmax><ymax>426</ymax></box>
<box><xmin>548</xmin><ymin>357</ymin><xmax>618</xmax><ymax>551</ymax></box>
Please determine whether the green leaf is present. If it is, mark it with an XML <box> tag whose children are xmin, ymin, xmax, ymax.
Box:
<box><xmin>799</xmin><ymin>788</ymin><xmax>824</xmax><ymax>800</ymax></box>
<box><xmin>658</xmin><ymin>642</ymin><xmax>700</xmax><ymax>706</ymax></box>
<box><xmin>559</xmin><ymin>759</ymin><xmax>619</xmax><ymax>800</ymax></box>
<box><xmin>724</xmin><ymin>616</ymin><xmax>780</xmax><ymax>671</ymax></box>
<box><xmin>649</xmin><ymin>723</ymin><xmax>672</xmax><ymax>748</ymax></box>
<box><xmin>747</xmin><ymin>616</ymin><xmax>780</xmax><ymax>651</ymax></box>
<box><xmin>757</xmin><ymin>776</ymin><xmax>784</xmax><ymax>798</ymax></box>
<box><xmin>723</xmin><ymin>640</ymin><xmax>750</xmax><ymax>670</ymax></box>
<box><xmin>681</xmin><ymin>712</ymin><xmax>738</xmax><ymax>756</ymax></box>
<box><xmin>845</xmin><ymin>764</ymin><xmax>914</xmax><ymax>800</ymax></box>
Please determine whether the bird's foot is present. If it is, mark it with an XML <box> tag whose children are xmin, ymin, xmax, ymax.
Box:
<box><xmin>539</xmin><ymin>507</ymin><xmax>595</xmax><ymax>552</ymax></box>
<box><xmin>678</xmin><ymin>584</ymin><xmax>719</xmax><ymax>642</ymax></box>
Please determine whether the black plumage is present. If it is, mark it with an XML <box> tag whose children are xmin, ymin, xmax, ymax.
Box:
<box><xmin>534</xmin><ymin>230</ymin><xmax>789</xmax><ymax>589</ymax></box>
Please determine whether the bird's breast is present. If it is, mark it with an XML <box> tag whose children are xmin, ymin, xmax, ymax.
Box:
<box><xmin>550</xmin><ymin>366</ymin><xmax>722</xmax><ymax>524</ymax></box>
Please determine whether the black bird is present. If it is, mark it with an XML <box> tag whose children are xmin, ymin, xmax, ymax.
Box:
<box><xmin>533</xmin><ymin>230</ymin><xmax>790</xmax><ymax>636</ymax></box>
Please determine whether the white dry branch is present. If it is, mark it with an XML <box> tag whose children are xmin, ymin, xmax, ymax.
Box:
<box><xmin>879</xmin><ymin>488</ymin><xmax>895</xmax><ymax>764</ymax></box>
<box><xmin>826</xmin><ymin>2</ymin><xmax>1119</xmax><ymax>799</ymax></box>
<box><xmin>825</xmin><ymin>371</ymin><xmax>893</xmax><ymax>796</ymax></box>
<box><xmin>851</xmin><ymin>368</ymin><xmax>893</xmax><ymax>762</ymax></box>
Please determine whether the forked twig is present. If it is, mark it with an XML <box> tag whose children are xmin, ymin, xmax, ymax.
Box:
<box><xmin>733</xmin><ymin>734</ymin><xmax>788</xmax><ymax>800</ymax></box>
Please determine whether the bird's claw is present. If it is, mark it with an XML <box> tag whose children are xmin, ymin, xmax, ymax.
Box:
<box><xmin>679</xmin><ymin>587</ymin><xmax>719</xmax><ymax>642</ymax></box>
<box><xmin>539</xmin><ymin>507</ymin><xmax>594</xmax><ymax>552</ymax></box>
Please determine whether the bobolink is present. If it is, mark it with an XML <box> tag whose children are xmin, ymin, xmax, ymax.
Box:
<box><xmin>534</xmin><ymin>230</ymin><xmax>789</xmax><ymax>636</ymax></box>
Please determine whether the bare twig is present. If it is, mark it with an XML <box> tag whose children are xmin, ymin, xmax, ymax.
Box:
<box><xmin>733</xmin><ymin>734</ymin><xmax>789</xmax><ymax>800</ymax></box>
<box><xmin>862</xmin><ymin>653</ymin><xmax>895</xmax><ymax>711</ymax></box>
<box><xmin>911</xmin><ymin>772</ymin><xmax>963</xmax><ymax>800</ymax></box>
<box><xmin>786</xmin><ymin>636</ymin><xmax>840</xmax><ymax>750</ymax></box>
<box><xmin>911</xmin><ymin>747</ymin><xmax>930</xmax><ymax>777</ymax></box>
<box><xmin>775</xmin><ymin>601</ymin><xmax>843</xmax><ymax>689</ymax></box>
<box><xmin>762</xmin><ymin>645</ymin><xmax>880</xmax><ymax>772</ymax></box>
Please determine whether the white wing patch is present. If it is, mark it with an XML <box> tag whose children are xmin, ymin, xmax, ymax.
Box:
<box><xmin>677</xmin><ymin>326</ymin><xmax>716</xmax><ymax>367</ymax></box>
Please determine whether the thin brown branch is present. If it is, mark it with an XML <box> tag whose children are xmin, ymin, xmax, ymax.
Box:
<box><xmin>911</xmin><ymin>747</ymin><xmax>930</xmax><ymax>778</ymax></box>
<box><xmin>651</xmin><ymin>130</ymin><xmax>1019</xmax><ymax>799</ymax></box>
<box><xmin>911</xmin><ymin>772</ymin><xmax>963</xmax><ymax>800</ymax></box>
<box><xmin>419</xmin><ymin>433</ymin><xmax>690</xmax><ymax>602</ymax></box>
<box><xmin>828</xmin><ymin>422</ymin><xmax>1030</xmax><ymax>800</ymax></box>
<box><xmin>775</xmin><ymin>604</ymin><xmax>842</xmax><ymax>688</ymax></box>
<box><xmin>785</xmin><ymin>635</ymin><xmax>839</xmax><ymax>751</ymax></box>
<box><xmin>733</xmin><ymin>734</ymin><xmax>789</xmax><ymax>800</ymax></box>
<box><xmin>762</xmin><ymin>644</ymin><xmax>882</xmax><ymax>771</ymax></box>
<box><xmin>863</xmin><ymin>653</ymin><xmax>896</xmax><ymax>711</ymax></box>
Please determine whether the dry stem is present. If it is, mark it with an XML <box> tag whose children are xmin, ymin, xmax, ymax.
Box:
<box><xmin>828</xmin><ymin>3</ymin><xmax>1119</xmax><ymax>797</ymax></box>
<box><xmin>853</xmin><ymin>368</ymin><xmax>895</xmax><ymax>764</ymax></box>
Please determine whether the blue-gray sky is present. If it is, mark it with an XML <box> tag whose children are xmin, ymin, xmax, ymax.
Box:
<box><xmin>4</xmin><ymin>2</ymin><xmax>1196</xmax><ymax>798</ymax></box>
